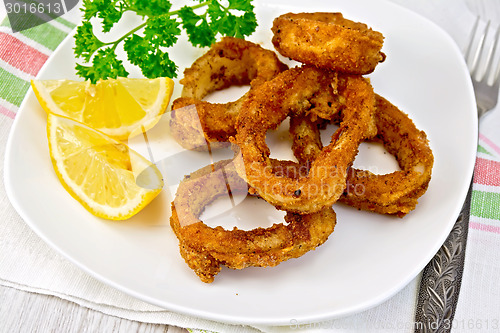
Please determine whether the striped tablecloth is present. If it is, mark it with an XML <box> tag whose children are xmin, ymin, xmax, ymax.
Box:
<box><xmin>473</xmin><ymin>134</ymin><xmax>500</xmax><ymax>224</ymax></box>
<box><xmin>1</xmin><ymin>1</ymin><xmax>500</xmax><ymax>332</ymax></box>
<box><xmin>0</xmin><ymin>15</ymin><xmax>75</xmax><ymax>116</ymax></box>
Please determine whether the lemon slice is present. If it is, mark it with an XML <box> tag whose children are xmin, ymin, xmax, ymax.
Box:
<box><xmin>47</xmin><ymin>113</ymin><xmax>164</xmax><ymax>220</ymax></box>
<box><xmin>32</xmin><ymin>77</ymin><xmax>174</xmax><ymax>140</ymax></box>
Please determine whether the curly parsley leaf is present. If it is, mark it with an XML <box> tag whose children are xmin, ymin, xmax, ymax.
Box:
<box><xmin>123</xmin><ymin>16</ymin><xmax>180</xmax><ymax>79</ymax></box>
<box><xmin>128</xmin><ymin>0</ymin><xmax>172</xmax><ymax>18</ymax></box>
<box><xmin>81</xmin><ymin>0</ymin><xmax>122</xmax><ymax>32</ymax></box>
<box><xmin>208</xmin><ymin>0</ymin><xmax>257</xmax><ymax>38</ymax></box>
<box><xmin>74</xmin><ymin>0</ymin><xmax>258</xmax><ymax>83</ymax></box>
<box><xmin>74</xmin><ymin>21</ymin><xmax>104</xmax><ymax>62</ymax></box>
<box><xmin>76</xmin><ymin>48</ymin><xmax>128</xmax><ymax>83</ymax></box>
<box><xmin>144</xmin><ymin>15</ymin><xmax>181</xmax><ymax>48</ymax></box>
<box><xmin>178</xmin><ymin>6</ymin><xmax>215</xmax><ymax>48</ymax></box>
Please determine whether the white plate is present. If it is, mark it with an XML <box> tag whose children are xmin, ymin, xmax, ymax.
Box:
<box><xmin>4</xmin><ymin>0</ymin><xmax>477</xmax><ymax>326</ymax></box>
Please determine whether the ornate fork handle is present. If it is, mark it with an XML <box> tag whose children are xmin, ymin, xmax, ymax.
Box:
<box><xmin>414</xmin><ymin>183</ymin><xmax>472</xmax><ymax>333</ymax></box>
<box><xmin>414</xmin><ymin>14</ymin><xmax>500</xmax><ymax>332</ymax></box>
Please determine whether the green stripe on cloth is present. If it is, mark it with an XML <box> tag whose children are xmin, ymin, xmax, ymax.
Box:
<box><xmin>55</xmin><ymin>16</ymin><xmax>77</xmax><ymax>30</ymax></box>
<box><xmin>477</xmin><ymin>144</ymin><xmax>492</xmax><ymax>155</ymax></box>
<box><xmin>1</xmin><ymin>17</ymin><xmax>68</xmax><ymax>51</ymax></box>
<box><xmin>471</xmin><ymin>190</ymin><xmax>500</xmax><ymax>220</ymax></box>
<box><xmin>0</xmin><ymin>68</ymin><xmax>31</xmax><ymax>106</ymax></box>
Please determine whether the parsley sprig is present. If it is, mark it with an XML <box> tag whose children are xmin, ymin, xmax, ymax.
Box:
<box><xmin>74</xmin><ymin>0</ymin><xmax>258</xmax><ymax>83</ymax></box>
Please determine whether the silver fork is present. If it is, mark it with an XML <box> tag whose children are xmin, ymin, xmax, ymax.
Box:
<box><xmin>466</xmin><ymin>16</ymin><xmax>500</xmax><ymax>117</ymax></box>
<box><xmin>414</xmin><ymin>16</ymin><xmax>500</xmax><ymax>333</ymax></box>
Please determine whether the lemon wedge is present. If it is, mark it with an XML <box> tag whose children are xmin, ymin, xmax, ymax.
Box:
<box><xmin>32</xmin><ymin>77</ymin><xmax>174</xmax><ymax>140</ymax></box>
<box><xmin>47</xmin><ymin>113</ymin><xmax>164</xmax><ymax>220</ymax></box>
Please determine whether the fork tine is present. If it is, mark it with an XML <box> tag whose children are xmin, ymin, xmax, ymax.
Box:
<box><xmin>465</xmin><ymin>15</ymin><xmax>480</xmax><ymax>64</ymax></box>
<box><xmin>470</xmin><ymin>19</ymin><xmax>491</xmax><ymax>78</ymax></box>
<box><xmin>489</xmin><ymin>24</ymin><xmax>500</xmax><ymax>85</ymax></box>
<box><xmin>480</xmin><ymin>21</ymin><xmax>500</xmax><ymax>84</ymax></box>
<box><xmin>465</xmin><ymin>16</ymin><xmax>500</xmax><ymax>118</ymax></box>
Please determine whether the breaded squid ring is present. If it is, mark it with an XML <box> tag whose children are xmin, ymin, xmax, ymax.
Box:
<box><xmin>170</xmin><ymin>160</ymin><xmax>336</xmax><ymax>283</ymax></box>
<box><xmin>290</xmin><ymin>94</ymin><xmax>434</xmax><ymax>217</ymax></box>
<box><xmin>170</xmin><ymin>37</ymin><xmax>288</xmax><ymax>150</ymax></box>
<box><xmin>271</xmin><ymin>12</ymin><xmax>385</xmax><ymax>74</ymax></box>
<box><xmin>233</xmin><ymin>65</ymin><xmax>377</xmax><ymax>214</ymax></box>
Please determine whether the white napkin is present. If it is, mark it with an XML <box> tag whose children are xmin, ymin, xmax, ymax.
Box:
<box><xmin>1</xmin><ymin>1</ymin><xmax>498</xmax><ymax>332</ymax></box>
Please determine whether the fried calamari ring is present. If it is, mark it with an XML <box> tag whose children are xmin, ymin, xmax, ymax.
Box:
<box><xmin>169</xmin><ymin>97</ymin><xmax>241</xmax><ymax>150</ymax></box>
<box><xmin>170</xmin><ymin>37</ymin><xmax>288</xmax><ymax>150</ymax></box>
<box><xmin>271</xmin><ymin>12</ymin><xmax>385</xmax><ymax>74</ymax></box>
<box><xmin>290</xmin><ymin>94</ymin><xmax>434</xmax><ymax>217</ymax></box>
<box><xmin>170</xmin><ymin>159</ymin><xmax>336</xmax><ymax>283</ymax></box>
<box><xmin>233</xmin><ymin>65</ymin><xmax>377</xmax><ymax>214</ymax></box>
